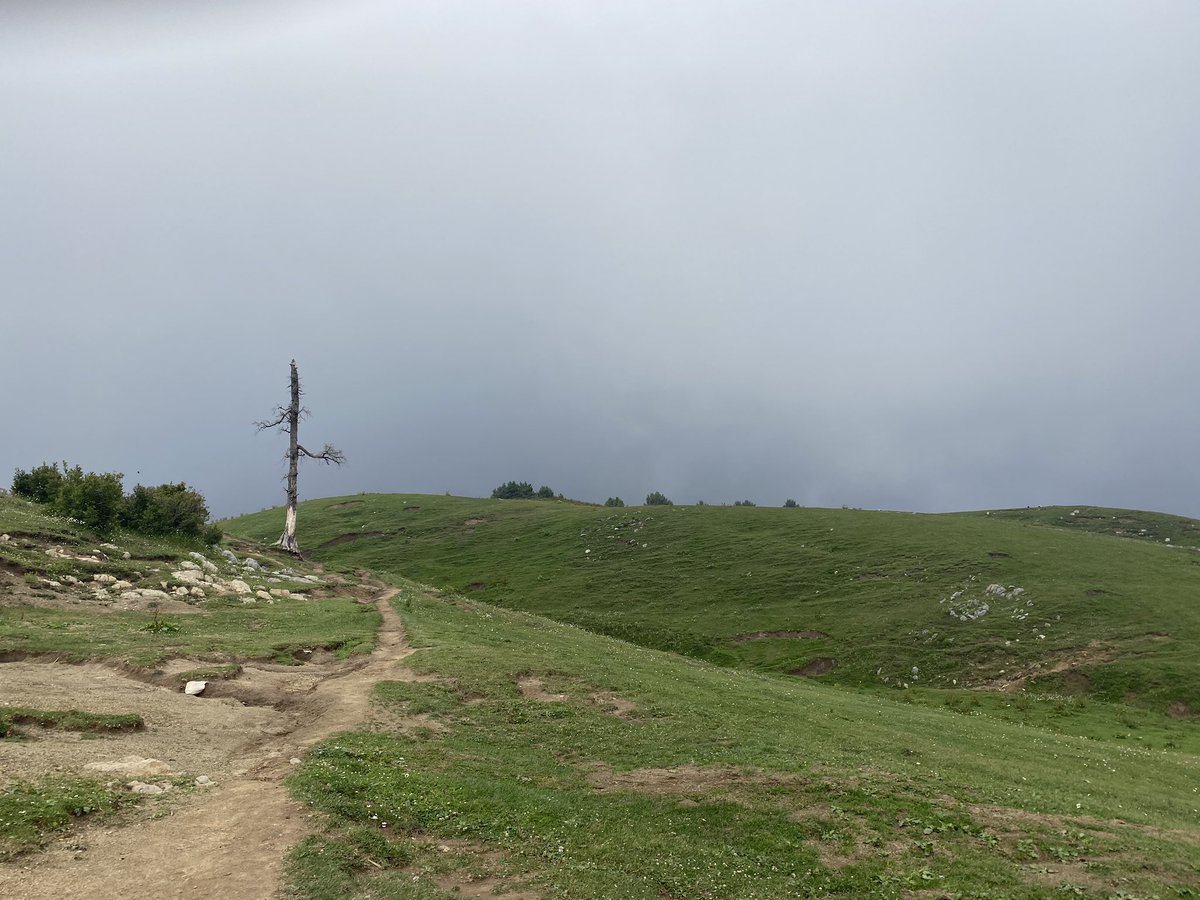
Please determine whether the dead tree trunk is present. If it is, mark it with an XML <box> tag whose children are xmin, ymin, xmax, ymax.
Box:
<box><xmin>256</xmin><ymin>359</ymin><xmax>344</xmax><ymax>554</ymax></box>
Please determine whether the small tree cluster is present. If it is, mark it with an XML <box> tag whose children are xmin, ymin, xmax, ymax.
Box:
<box><xmin>644</xmin><ymin>491</ymin><xmax>673</xmax><ymax>506</ymax></box>
<box><xmin>491</xmin><ymin>481</ymin><xmax>558</xmax><ymax>500</ymax></box>
<box><xmin>733</xmin><ymin>500</ymin><xmax>756</xmax><ymax>507</ymax></box>
<box><xmin>783</xmin><ymin>499</ymin><xmax>799</xmax><ymax>508</ymax></box>
<box><xmin>604</xmin><ymin>497</ymin><xmax>625</xmax><ymax>507</ymax></box>
<box><xmin>12</xmin><ymin>462</ymin><xmax>219</xmax><ymax>541</ymax></box>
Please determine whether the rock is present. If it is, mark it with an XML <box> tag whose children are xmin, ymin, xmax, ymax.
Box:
<box><xmin>86</xmin><ymin>756</ymin><xmax>174</xmax><ymax>778</ymax></box>
<box><xmin>185</xmin><ymin>680</ymin><xmax>207</xmax><ymax>695</ymax></box>
<box><xmin>218</xmin><ymin>548</ymin><xmax>238</xmax><ymax>565</ymax></box>
<box><xmin>255</xmin><ymin>590</ymin><xmax>272</xmax><ymax>601</ymax></box>
<box><xmin>111</xmin><ymin>580</ymin><xmax>133</xmax><ymax>591</ymax></box>
<box><xmin>178</xmin><ymin>560</ymin><xmax>200</xmax><ymax>571</ymax></box>
<box><xmin>62</xmin><ymin>575</ymin><xmax>79</xmax><ymax>585</ymax></box>
<box><xmin>138</xmin><ymin>589</ymin><xmax>171</xmax><ymax>601</ymax></box>
<box><xmin>243</xmin><ymin>557</ymin><xmax>262</xmax><ymax>571</ymax></box>
<box><xmin>0</xmin><ymin>534</ymin><xmax>10</xmax><ymax>542</ymax></box>
<box><xmin>187</xmin><ymin>552</ymin><xmax>219</xmax><ymax>573</ymax></box>
<box><xmin>189</xmin><ymin>586</ymin><xmax>206</xmax><ymax>599</ymax></box>
<box><xmin>173</xmin><ymin>569</ymin><xmax>206</xmax><ymax>585</ymax></box>
<box><xmin>172</xmin><ymin>587</ymin><xmax>190</xmax><ymax>598</ymax></box>
<box><xmin>127</xmin><ymin>781</ymin><xmax>167</xmax><ymax>795</ymax></box>
<box><xmin>122</xmin><ymin>552</ymin><xmax>131</xmax><ymax>559</ymax></box>
<box><xmin>289</xmin><ymin>758</ymin><xmax>302</xmax><ymax>765</ymax></box>
<box><xmin>195</xmin><ymin>775</ymin><xmax>213</xmax><ymax>786</ymax></box>
<box><xmin>92</xmin><ymin>573</ymin><xmax>117</xmax><ymax>584</ymax></box>
<box><xmin>228</xmin><ymin>579</ymin><xmax>252</xmax><ymax>595</ymax></box>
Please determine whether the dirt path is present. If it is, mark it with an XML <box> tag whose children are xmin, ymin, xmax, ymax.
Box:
<box><xmin>0</xmin><ymin>588</ymin><xmax>411</xmax><ymax>900</ymax></box>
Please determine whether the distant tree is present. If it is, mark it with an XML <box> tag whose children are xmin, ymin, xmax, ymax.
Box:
<box><xmin>733</xmin><ymin>499</ymin><xmax>756</xmax><ymax>507</ymax></box>
<box><xmin>604</xmin><ymin>497</ymin><xmax>625</xmax><ymax>507</ymax></box>
<box><xmin>783</xmin><ymin>498</ymin><xmax>799</xmax><ymax>508</ymax></box>
<box><xmin>11</xmin><ymin>462</ymin><xmax>65</xmax><ymax>504</ymax></box>
<box><xmin>536</xmin><ymin>485</ymin><xmax>555</xmax><ymax>499</ymax></box>
<box><xmin>256</xmin><ymin>359</ymin><xmax>345</xmax><ymax>554</ymax></box>
<box><xmin>696</xmin><ymin>500</ymin><xmax>706</xmax><ymax>506</ymax></box>
<box><xmin>123</xmin><ymin>482</ymin><xmax>210</xmax><ymax>536</ymax></box>
<box><xmin>644</xmin><ymin>491</ymin><xmax>673</xmax><ymax>506</ymax></box>
<box><xmin>491</xmin><ymin>481</ymin><xmax>536</xmax><ymax>499</ymax></box>
<box><xmin>54</xmin><ymin>465</ymin><xmax>126</xmax><ymax>534</ymax></box>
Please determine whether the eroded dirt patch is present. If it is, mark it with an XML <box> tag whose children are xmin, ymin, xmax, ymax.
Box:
<box><xmin>984</xmin><ymin>640</ymin><xmax>1115</xmax><ymax>693</ymax></box>
<box><xmin>314</xmin><ymin>531</ymin><xmax>388</xmax><ymax>550</ymax></box>
<box><xmin>516</xmin><ymin>676</ymin><xmax>567</xmax><ymax>702</ymax></box>
<box><xmin>789</xmin><ymin>657</ymin><xmax>838</xmax><ymax>676</ymax></box>
<box><xmin>590</xmin><ymin>692</ymin><xmax>637</xmax><ymax>718</ymax></box>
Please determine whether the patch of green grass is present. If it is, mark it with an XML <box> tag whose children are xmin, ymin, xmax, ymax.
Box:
<box><xmin>283</xmin><ymin>582</ymin><xmax>1200</xmax><ymax>899</ymax></box>
<box><xmin>0</xmin><ymin>708</ymin><xmax>144</xmax><ymax>739</ymax></box>
<box><xmin>224</xmin><ymin>494</ymin><xmax>1200</xmax><ymax>716</ymax></box>
<box><xmin>0</xmin><ymin>777</ymin><xmax>132</xmax><ymax>858</ymax></box>
<box><xmin>0</xmin><ymin>599</ymin><xmax>380</xmax><ymax>668</ymax></box>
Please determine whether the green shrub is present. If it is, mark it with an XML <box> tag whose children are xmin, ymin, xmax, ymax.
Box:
<box><xmin>783</xmin><ymin>499</ymin><xmax>798</xmax><ymax>508</ymax></box>
<box><xmin>11</xmin><ymin>463</ymin><xmax>65</xmax><ymax>504</ymax></box>
<box><xmin>733</xmin><ymin>500</ymin><xmax>756</xmax><ymax>507</ymax></box>
<box><xmin>644</xmin><ymin>491</ymin><xmax>673</xmax><ymax>506</ymax></box>
<box><xmin>54</xmin><ymin>466</ymin><xmax>126</xmax><ymax>534</ymax></box>
<box><xmin>491</xmin><ymin>481</ymin><xmax>536</xmax><ymax>499</ymax></box>
<box><xmin>202</xmin><ymin>524</ymin><xmax>223</xmax><ymax>545</ymax></box>
<box><xmin>123</xmin><ymin>482</ymin><xmax>210</xmax><ymax>536</ymax></box>
<box><xmin>536</xmin><ymin>485</ymin><xmax>555</xmax><ymax>499</ymax></box>
<box><xmin>604</xmin><ymin>497</ymin><xmax>625</xmax><ymax>507</ymax></box>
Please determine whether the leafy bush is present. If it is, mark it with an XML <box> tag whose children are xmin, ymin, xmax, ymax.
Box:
<box><xmin>536</xmin><ymin>485</ymin><xmax>555</xmax><ymax>499</ymax></box>
<box><xmin>783</xmin><ymin>499</ymin><xmax>799</xmax><ymax>508</ymax></box>
<box><xmin>491</xmin><ymin>481</ymin><xmax>536</xmax><ymax>499</ymax></box>
<box><xmin>644</xmin><ymin>491</ymin><xmax>673</xmax><ymax>506</ymax></box>
<box><xmin>11</xmin><ymin>463</ymin><xmax>64</xmax><ymax>504</ymax></box>
<box><xmin>733</xmin><ymin>500</ymin><xmax>756</xmax><ymax>507</ymax></box>
<box><xmin>604</xmin><ymin>497</ymin><xmax>625</xmax><ymax>507</ymax></box>
<box><xmin>123</xmin><ymin>482</ymin><xmax>210</xmax><ymax>536</ymax></box>
<box><xmin>54</xmin><ymin>466</ymin><xmax>126</xmax><ymax>534</ymax></box>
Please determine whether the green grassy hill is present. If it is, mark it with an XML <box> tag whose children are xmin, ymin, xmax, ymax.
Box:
<box><xmin>225</xmin><ymin>495</ymin><xmax>1200</xmax><ymax>719</ymax></box>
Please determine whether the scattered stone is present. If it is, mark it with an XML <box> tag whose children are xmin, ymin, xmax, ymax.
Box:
<box><xmin>172</xmin><ymin>587</ymin><xmax>190</xmax><ymax>598</ymax></box>
<box><xmin>255</xmin><ymin>590</ymin><xmax>272</xmax><ymax>601</ymax></box>
<box><xmin>195</xmin><ymin>775</ymin><xmax>213</xmax><ymax>786</ymax></box>
<box><xmin>85</xmin><ymin>756</ymin><xmax>174</xmax><ymax>778</ymax></box>
<box><xmin>178</xmin><ymin>560</ymin><xmax>201</xmax><ymax>571</ymax></box>
<box><xmin>218</xmin><ymin>548</ymin><xmax>239</xmax><ymax>565</ymax></box>
<box><xmin>127</xmin><ymin>781</ymin><xmax>168</xmax><ymax>795</ymax></box>
<box><xmin>0</xmin><ymin>534</ymin><xmax>9</xmax><ymax>542</ymax></box>
<box><xmin>228</xmin><ymin>579</ymin><xmax>252</xmax><ymax>595</ymax></box>
<box><xmin>185</xmin><ymin>680</ymin><xmax>208</xmax><ymax>696</ymax></box>
<box><xmin>189</xmin><ymin>586</ymin><xmax>206</xmax><ymax>599</ymax></box>
<box><xmin>62</xmin><ymin>575</ymin><xmax>79</xmax><ymax>585</ymax></box>
<box><xmin>111</xmin><ymin>580</ymin><xmax>133</xmax><ymax>591</ymax></box>
<box><xmin>92</xmin><ymin>573</ymin><xmax>117</xmax><ymax>584</ymax></box>
<box><xmin>122</xmin><ymin>552</ymin><xmax>131</xmax><ymax>559</ymax></box>
<box><xmin>289</xmin><ymin>758</ymin><xmax>302</xmax><ymax>765</ymax></box>
<box><xmin>188</xmin><ymin>552</ymin><xmax>219</xmax><ymax>573</ymax></box>
<box><xmin>243</xmin><ymin>557</ymin><xmax>262</xmax><ymax>571</ymax></box>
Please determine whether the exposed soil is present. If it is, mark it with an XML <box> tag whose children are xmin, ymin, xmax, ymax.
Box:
<box><xmin>590</xmin><ymin>692</ymin><xmax>637</xmax><ymax>718</ymax></box>
<box><xmin>983</xmin><ymin>641</ymin><xmax>1114</xmax><ymax>693</ymax></box>
<box><xmin>988</xmin><ymin>551</ymin><xmax>1011</xmax><ymax>558</ymax></box>
<box><xmin>466</xmin><ymin>581</ymin><xmax>488</xmax><ymax>592</ymax></box>
<box><xmin>788</xmin><ymin>657</ymin><xmax>838</xmax><ymax>677</ymax></box>
<box><xmin>1167</xmin><ymin>701</ymin><xmax>1192</xmax><ymax>720</ymax></box>
<box><xmin>735</xmin><ymin>629</ymin><xmax>829</xmax><ymax>641</ymax></box>
<box><xmin>463</xmin><ymin>519</ymin><xmax>487</xmax><ymax>527</ymax></box>
<box><xmin>0</xmin><ymin>586</ymin><xmax>424</xmax><ymax>900</ymax></box>
<box><xmin>584</xmin><ymin>763</ymin><xmax>806</xmax><ymax>797</ymax></box>
<box><xmin>516</xmin><ymin>676</ymin><xmax>567</xmax><ymax>702</ymax></box>
<box><xmin>325</xmin><ymin>499</ymin><xmax>366</xmax><ymax>509</ymax></box>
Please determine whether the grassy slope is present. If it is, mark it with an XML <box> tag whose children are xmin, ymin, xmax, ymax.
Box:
<box><xmin>226</xmin><ymin>494</ymin><xmax>1200</xmax><ymax>714</ymax></box>
<box><xmin>285</xmin><ymin>580</ymin><xmax>1200</xmax><ymax>899</ymax></box>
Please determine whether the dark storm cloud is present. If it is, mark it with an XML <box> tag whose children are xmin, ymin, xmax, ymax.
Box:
<box><xmin>2</xmin><ymin>1</ymin><xmax>1198</xmax><ymax>518</ymax></box>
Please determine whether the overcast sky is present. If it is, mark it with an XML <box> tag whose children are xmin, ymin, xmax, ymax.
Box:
<box><xmin>2</xmin><ymin>1</ymin><xmax>1198</xmax><ymax>519</ymax></box>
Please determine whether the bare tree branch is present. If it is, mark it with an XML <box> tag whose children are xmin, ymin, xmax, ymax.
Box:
<box><xmin>254</xmin><ymin>407</ymin><xmax>290</xmax><ymax>432</ymax></box>
<box><xmin>297</xmin><ymin>443</ymin><xmax>346</xmax><ymax>465</ymax></box>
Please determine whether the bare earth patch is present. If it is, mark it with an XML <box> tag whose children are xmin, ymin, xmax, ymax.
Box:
<box><xmin>0</xmin><ymin>587</ymin><xmax>426</xmax><ymax>900</ymax></box>
<box><xmin>788</xmin><ymin>657</ymin><xmax>838</xmax><ymax>677</ymax></box>
<box><xmin>983</xmin><ymin>640</ymin><xmax>1115</xmax><ymax>693</ymax></box>
<box><xmin>734</xmin><ymin>629</ymin><xmax>829</xmax><ymax>641</ymax></box>
<box><xmin>590</xmin><ymin>692</ymin><xmax>637</xmax><ymax>718</ymax></box>
<box><xmin>516</xmin><ymin>676</ymin><xmax>567</xmax><ymax>702</ymax></box>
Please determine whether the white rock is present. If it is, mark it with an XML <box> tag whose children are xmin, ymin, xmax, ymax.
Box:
<box><xmin>195</xmin><ymin>775</ymin><xmax>213</xmax><ymax>786</ymax></box>
<box><xmin>173</xmin><ymin>569</ymin><xmax>206</xmax><ymax>585</ymax></box>
<box><xmin>93</xmin><ymin>573</ymin><xmax>117</xmax><ymax>584</ymax></box>
<box><xmin>112</xmin><ymin>580</ymin><xmax>133</xmax><ymax>591</ymax></box>
<box><xmin>255</xmin><ymin>590</ymin><xmax>272</xmax><ymax>601</ymax></box>
<box><xmin>122</xmin><ymin>551</ymin><xmax>131</xmax><ymax>559</ymax></box>
<box><xmin>289</xmin><ymin>758</ymin><xmax>302</xmax><ymax>765</ymax></box>
<box><xmin>138</xmin><ymin>589</ymin><xmax>171</xmax><ymax>601</ymax></box>
<box><xmin>243</xmin><ymin>557</ymin><xmax>262</xmax><ymax>571</ymax></box>
<box><xmin>127</xmin><ymin>781</ymin><xmax>167</xmax><ymax>795</ymax></box>
<box><xmin>189</xmin><ymin>586</ymin><xmax>206</xmax><ymax>599</ymax></box>
<box><xmin>0</xmin><ymin>534</ymin><xmax>10</xmax><ymax>542</ymax></box>
<box><xmin>86</xmin><ymin>756</ymin><xmax>174</xmax><ymax>778</ymax></box>
<box><xmin>184</xmin><ymin>680</ymin><xmax>207</xmax><ymax>696</ymax></box>
<box><xmin>219</xmin><ymin>548</ymin><xmax>238</xmax><ymax>565</ymax></box>
<box><xmin>179</xmin><ymin>560</ymin><xmax>200</xmax><ymax>571</ymax></box>
<box><xmin>188</xmin><ymin>552</ymin><xmax>218</xmax><ymax>573</ymax></box>
<box><xmin>62</xmin><ymin>575</ymin><xmax>79</xmax><ymax>585</ymax></box>
<box><xmin>227</xmin><ymin>579</ymin><xmax>252</xmax><ymax>595</ymax></box>
<box><xmin>172</xmin><ymin>587</ymin><xmax>190</xmax><ymax>598</ymax></box>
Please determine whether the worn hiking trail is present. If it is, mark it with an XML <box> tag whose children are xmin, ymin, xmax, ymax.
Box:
<box><xmin>0</xmin><ymin>588</ymin><xmax>411</xmax><ymax>900</ymax></box>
